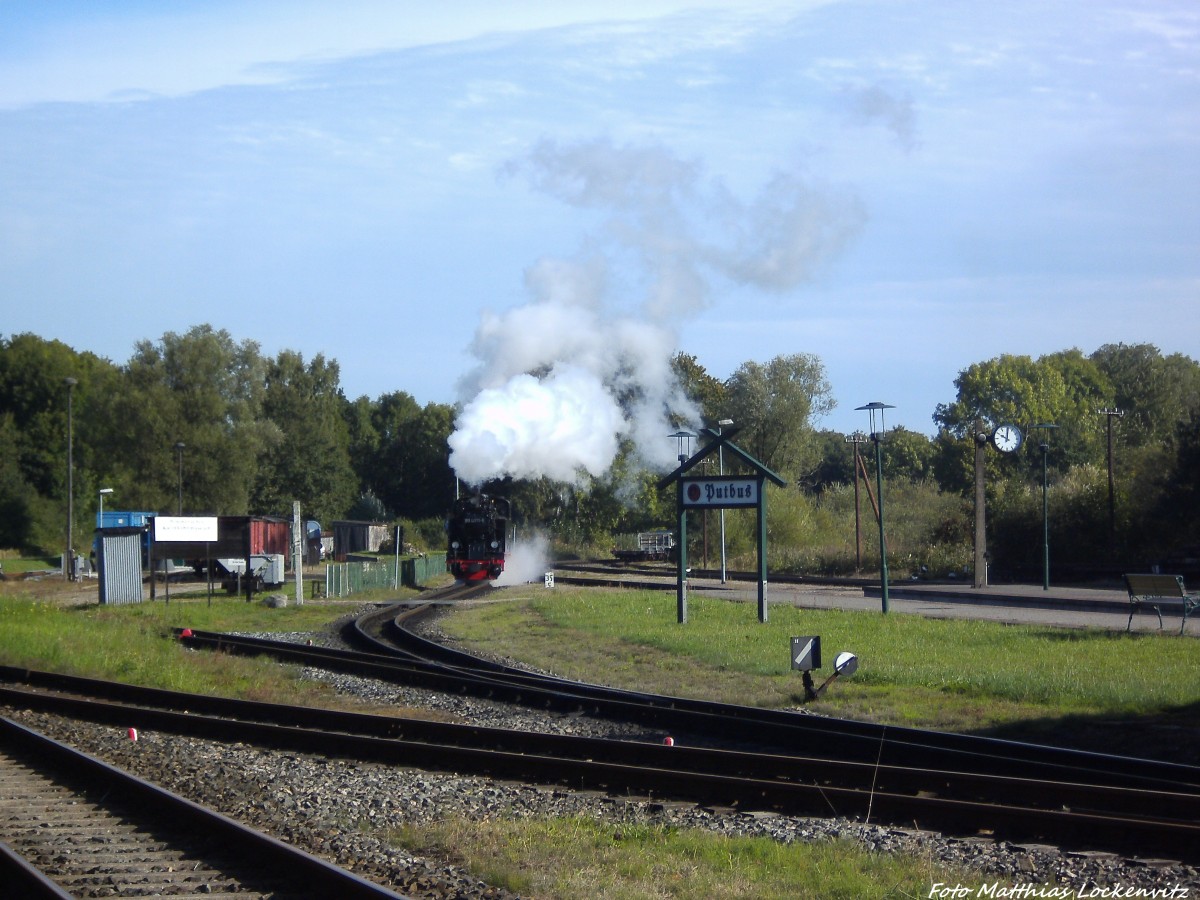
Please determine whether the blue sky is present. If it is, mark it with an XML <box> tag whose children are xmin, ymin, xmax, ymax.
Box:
<box><xmin>2</xmin><ymin>1</ymin><xmax>1197</xmax><ymax>447</ymax></box>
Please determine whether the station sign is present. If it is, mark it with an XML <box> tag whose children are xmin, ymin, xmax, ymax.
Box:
<box><xmin>680</xmin><ymin>476</ymin><xmax>760</xmax><ymax>509</ymax></box>
<box><xmin>153</xmin><ymin>516</ymin><xmax>219</xmax><ymax>543</ymax></box>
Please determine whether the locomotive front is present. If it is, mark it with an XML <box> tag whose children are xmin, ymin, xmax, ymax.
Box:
<box><xmin>447</xmin><ymin>494</ymin><xmax>509</xmax><ymax>581</ymax></box>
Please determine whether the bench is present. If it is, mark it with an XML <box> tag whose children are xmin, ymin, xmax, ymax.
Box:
<box><xmin>1123</xmin><ymin>573</ymin><xmax>1199</xmax><ymax>634</ymax></box>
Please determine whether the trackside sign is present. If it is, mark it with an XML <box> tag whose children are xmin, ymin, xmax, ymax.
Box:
<box><xmin>681</xmin><ymin>476</ymin><xmax>760</xmax><ymax>508</ymax></box>
<box><xmin>153</xmin><ymin>516</ymin><xmax>219</xmax><ymax>542</ymax></box>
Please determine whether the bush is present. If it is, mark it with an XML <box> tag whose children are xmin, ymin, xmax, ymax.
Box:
<box><xmin>713</xmin><ymin>480</ymin><xmax>973</xmax><ymax>578</ymax></box>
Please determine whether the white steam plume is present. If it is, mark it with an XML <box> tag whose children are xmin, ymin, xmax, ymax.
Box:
<box><xmin>449</xmin><ymin>138</ymin><xmax>864</xmax><ymax>487</ymax></box>
<box><xmin>493</xmin><ymin>532</ymin><xmax>552</xmax><ymax>586</ymax></box>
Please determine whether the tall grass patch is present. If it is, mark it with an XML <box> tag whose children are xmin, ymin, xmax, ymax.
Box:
<box><xmin>391</xmin><ymin>814</ymin><xmax>974</xmax><ymax>899</ymax></box>
<box><xmin>0</xmin><ymin>594</ymin><xmax>371</xmax><ymax>701</ymax></box>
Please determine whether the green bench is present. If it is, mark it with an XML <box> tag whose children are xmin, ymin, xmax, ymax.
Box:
<box><xmin>1123</xmin><ymin>573</ymin><xmax>1199</xmax><ymax>635</ymax></box>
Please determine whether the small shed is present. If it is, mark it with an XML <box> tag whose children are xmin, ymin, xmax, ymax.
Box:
<box><xmin>331</xmin><ymin>520</ymin><xmax>389</xmax><ymax>561</ymax></box>
<box><xmin>97</xmin><ymin>527</ymin><xmax>145</xmax><ymax>605</ymax></box>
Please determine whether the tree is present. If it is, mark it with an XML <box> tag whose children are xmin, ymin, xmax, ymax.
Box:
<box><xmin>1091</xmin><ymin>343</ymin><xmax>1200</xmax><ymax>450</ymax></box>
<box><xmin>356</xmin><ymin>392</ymin><xmax>456</xmax><ymax>521</ymax></box>
<box><xmin>805</xmin><ymin>429</ymin><xmax>858</xmax><ymax>490</ymax></box>
<box><xmin>343</xmin><ymin>395</ymin><xmax>381</xmax><ymax>497</ymax></box>
<box><xmin>402</xmin><ymin>402</ymin><xmax>456</xmax><ymax>520</ymax></box>
<box><xmin>0</xmin><ymin>333</ymin><xmax>115</xmax><ymax>550</ymax></box>
<box><xmin>670</xmin><ymin>352</ymin><xmax>727</xmax><ymax>427</ymax></box>
<box><xmin>880</xmin><ymin>427</ymin><xmax>936</xmax><ymax>482</ymax></box>
<box><xmin>253</xmin><ymin>350</ymin><xmax>357</xmax><ymax>523</ymax></box>
<box><xmin>0</xmin><ymin>414</ymin><xmax>37</xmax><ymax>549</ymax></box>
<box><xmin>932</xmin><ymin>352</ymin><xmax>1108</xmax><ymax>491</ymax></box>
<box><xmin>1155</xmin><ymin>414</ymin><xmax>1200</xmax><ymax>551</ymax></box>
<box><xmin>0</xmin><ymin>334</ymin><xmax>106</xmax><ymax>497</ymax></box>
<box><xmin>722</xmin><ymin>353</ymin><xmax>834</xmax><ymax>478</ymax></box>
<box><xmin>114</xmin><ymin>325</ymin><xmax>271</xmax><ymax>515</ymax></box>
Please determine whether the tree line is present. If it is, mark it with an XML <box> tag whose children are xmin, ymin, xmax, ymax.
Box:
<box><xmin>0</xmin><ymin>326</ymin><xmax>452</xmax><ymax>553</ymax></box>
<box><xmin>2</xmin><ymin>325</ymin><xmax>1197</xmax><ymax>578</ymax></box>
<box><xmin>676</xmin><ymin>340</ymin><xmax>1200</xmax><ymax>580</ymax></box>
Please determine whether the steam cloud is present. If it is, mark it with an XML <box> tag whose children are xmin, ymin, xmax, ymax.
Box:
<box><xmin>847</xmin><ymin>84</ymin><xmax>917</xmax><ymax>150</ymax></box>
<box><xmin>448</xmin><ymin>138</ymin><xmax>864</xmax><ymax>487</ymax></box>
<box><xmin>493</xmin><ymin>531</ymin><xmax>552</xmax><ymax>586</ymax></box>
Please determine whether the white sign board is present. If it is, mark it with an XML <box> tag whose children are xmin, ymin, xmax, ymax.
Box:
<box><xmin>681</xmin><ymin>477</ymin><xmax>760</xmax><ymax>508</ymax></box>
<box><xmin>154</xmin><ymin>516</ymin><xmax>219</xmax><ymax>542</ymax></box>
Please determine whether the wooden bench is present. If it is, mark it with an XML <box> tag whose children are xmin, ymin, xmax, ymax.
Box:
<box><xmin>1123</xmin><ymin>573</ymin><xmax>1199</xmax><ymax>634</ymax></box>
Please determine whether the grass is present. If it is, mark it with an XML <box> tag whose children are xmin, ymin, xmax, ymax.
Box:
<box><xmin>0</xmin><ymin>588</ymin><xmax>416</xmax><ymax>704</ymax></box>
<box><xmin>0</xmin><ymin>556</ymin><xmax>62</xmax><ymax>574</ymax></box>
<box><xmin>439</xmin><ymin>587</ymin><xmax>1200</xmax><ymax>754</ymax></box>
<box><xmin>391</xmin><ymin>815</ymin><xmax>968</xmax><ymax>899</ymax></box>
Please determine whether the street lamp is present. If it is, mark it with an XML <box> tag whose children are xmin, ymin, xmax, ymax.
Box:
<box><xmin>1031</xmin><ymin>424</ymin><xmax>1059</xmax><ymax>591</ymax></box>
<box><xmin>669</xmin><ymin>431</ymin><xmax>695</xmax><ymax>464</ymax></box>
<box><xmin>65</xmin><ymin>377</ymin><xmax>78</xmax><ymax>581</ymax></box>
<box><xmin>717</xmin><ymin>418</ymin><xmax>733</xmax><ymax>583</ymax></box>
<box><xmin>98</xmin><ymin>487</ymin><xmax>114</xmax><ymax>523</ymax></box>
<box><xmin>173</xmin><ymin>441</ymin><xmax>186</xmax><ymax>515</ymax></box>
<box><xmin>855</xmin><ymin>402</ymin><xmax>895</xmax><ymax>613</ymax></box>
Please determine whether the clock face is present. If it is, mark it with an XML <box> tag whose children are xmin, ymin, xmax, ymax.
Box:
<box><xmin>992</xmin><ymin>424</ymin><xmax>1023</xmax><ymax>453</ymax></box>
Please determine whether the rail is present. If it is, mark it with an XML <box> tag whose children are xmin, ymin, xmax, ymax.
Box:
<box><xmin>0</xmin><ymin>715</ymin><xmax>410</xmax><ymax>899</ymax></box>
<box><xmin>2</xmin><ymin>668</ymin><xmax>1199</xmax><ymax>864</ymax></box>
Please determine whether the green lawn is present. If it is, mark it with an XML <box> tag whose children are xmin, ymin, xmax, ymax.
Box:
<box><xmin>439</xmin><ymin>587</ymin><xmax>1200</xmax><ymax>751</ymax></box>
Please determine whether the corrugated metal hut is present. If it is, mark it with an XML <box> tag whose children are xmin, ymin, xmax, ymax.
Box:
<box><xmin>331</xmin><ymin>520</ymin><xmax>389</xmax><ymax>561</ymax></box>
<box><xmin>97</xmin><ymin>527</ymin><xmax>145</xmax><ymax>605</ymax></box>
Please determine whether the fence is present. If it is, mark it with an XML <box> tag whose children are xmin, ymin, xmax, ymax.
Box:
<box><xmin>324</xmin><ymin>552</ymin><xmax>447</xmax><ymax>598</ymax></box>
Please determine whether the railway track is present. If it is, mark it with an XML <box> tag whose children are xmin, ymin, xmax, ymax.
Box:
<box><xmin>0</xmin><ymin>715</ymin><xmax>409</xmax><ymax>899</ymax></box>
<box><xmin>2</xmin><ymin>592</ymin><xmax>1197</xmax><ymax>864</ymax></box>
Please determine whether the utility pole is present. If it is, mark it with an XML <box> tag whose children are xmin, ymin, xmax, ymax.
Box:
<box><xmin>855</xmin><ymin>402</ymin><xmax>894</xmax><ymax>614</ymax></box>
<box><xmin>64</xmin><ymin>377</ymin><xmax>77</xmax><ymax>581</ymax></box>
<box><xmin>845</xmin><ymin>432</ymin><xmax>869</xmax><ymax>571</ymax></box>
<box><xmin>173</xmin><ymin>441</ymin><xmax>186</xmax><ymax>514</ymax></box>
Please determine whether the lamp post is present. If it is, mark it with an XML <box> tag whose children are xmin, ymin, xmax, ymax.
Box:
<box><xmin>855</xmin><ymin>402</ymin><xmax>895</xmax><ymax>613</ymax></box>
<box><xmin>717</xmin><ymin>418</ymin><xmax>733</xmax><ymax>583</ymax></box>
<box><xmin>65</xmin><ymin>377</ymin><xmax>78</xmax><ymax>580</ymax></box>
<box><xmin>98</xmin><ymin>487</ymin><xmax>114</xmax><ymax>523</ymax></box>
<box><xmin>173</xmin><ymin>441</ymin><xmax>186</xmax><ymax>515</ymax></box>
<box><xmin>1031</xmin><ymin>424</ymin><xmax>1059</xmax><ymax>591</ymax></box>
<box><xmin>670</xmin><ymin>430</ymin><xmax>695</xmax><ymax>464</ymax></box>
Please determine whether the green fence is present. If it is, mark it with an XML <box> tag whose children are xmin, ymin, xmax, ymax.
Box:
<box><xmin>324</xmin><ymin>553</ymin><xmax>447</xmax><ymax>598</ymax></box>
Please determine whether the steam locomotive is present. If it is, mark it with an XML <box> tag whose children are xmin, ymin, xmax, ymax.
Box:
<box><xmin>446</xmin><ymin>494</ymin><xmax>510</xmax><ymax>581</ymax></box>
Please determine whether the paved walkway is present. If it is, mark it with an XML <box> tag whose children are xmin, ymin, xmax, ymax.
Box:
<box><xmin>689</xmin><ymin>578</ymin><xmax>1200</xmax><ymax>636</ymax></box>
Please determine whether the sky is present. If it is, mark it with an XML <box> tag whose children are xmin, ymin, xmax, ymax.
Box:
<box><xmin>2</xmin><ymin>1</ymin><xmax>1197</xmax><ymax>465</ymax></box>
